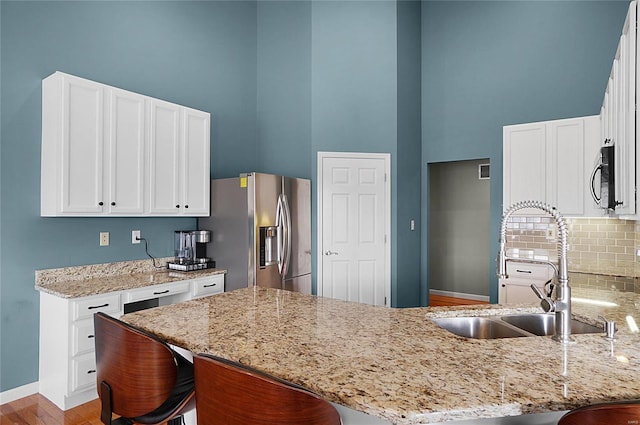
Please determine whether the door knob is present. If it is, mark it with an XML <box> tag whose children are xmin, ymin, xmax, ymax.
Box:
<box><xmin>324</xmin><ymin>250</ymin><xmax>339</xmax><ymax>256</ymax></box>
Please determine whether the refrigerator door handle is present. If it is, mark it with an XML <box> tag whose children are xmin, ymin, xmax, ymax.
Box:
<box><xmin>276</xmin><ymin>194</ymin><xmax>285</xmax><ymax>276</ymax></box>
<box><xmin>282</xmin><ymin>194</ymin><xmax>292</xmax><ymax>278</ymax></box>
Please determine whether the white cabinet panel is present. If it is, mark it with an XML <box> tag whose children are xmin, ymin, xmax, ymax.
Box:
<box><xmin>503</xmin><ymin>123</ymin><xmax>546</xmax><ymax>210</ymax></box>
<box><xmin>191</xmin><ymin>275</ymin><xmax>225</xmax><ymax>298</ymax></box>
<box><xmin>503</xmin><ymin>116</ymin><xmax>602</xmax><ymax>217</ymax></box>
<box><xmin>72</xmin><ymin>293</ymin><xmax>121</xmax><ymax>321</ymax></box>
<box><xmin>41</xmin><ymin>74</ymin><xmax>105</xmax><ymax>215</ymax></box>
<box><xmin>148</xmin><ymin>101</ymin><xmax>210</xmax><ymax>216</ymax></box>
<box><xmin>41</xmin><ymin>71</ymin><xmax>210</xmax><ymax>217</ymax></box>
<box><xmin>72</xmin><ymin>319</ymin><xmax>96</xmax><ymax>357</ymax></box>
<box><xmin>499</xmin><ymin>262</ymin><xmax>552</xmax><ymax>305</ymax></box>
<box><xmin>182</xmin><ymin>108</ymin><xmax>211</xmax><ymax>215</ymax></box>
<box><xmin>602</xmin><ymin>1</ymin><xmax>638</xmax><ymax>218</ymax></box>
<box><xmin>107</xmin><ymin>88</ymin><xmax>145</xmax><ymax>214</ymax></box>
<box><xmin>71</xmin><ymin>353</ymin><xmax>97</xmax><ymax>392</ymax></box>
<box><xmin>499</xmin><ymin>281</ymin><xmax>542</xmax><ymax>305</ymax></box>
<box><xmin>148</xmin><ymin>99</ymin><xmax>182</xmax><ymax>214</ymax></box>
<box><xmin>126</xmin><ymin>281</ymin><xmax>190</xmax><ymax>303</ymax></box>
<box><xmin>548</xmin><ymin>119</ymin><xmax>584</xmax><ymax>216</ymax></box>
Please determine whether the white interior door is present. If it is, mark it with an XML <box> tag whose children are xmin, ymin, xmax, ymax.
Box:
<box><xmin>317</xmin><ymin>152</ymin><xmax>390</xmax><ymax>306</ymax></box>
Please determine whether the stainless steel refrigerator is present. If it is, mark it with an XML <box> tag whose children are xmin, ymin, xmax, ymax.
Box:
<box><xmin>198</xmin><ymin>173</ymin><xmax>311</xmax><ymax>294</ymax></box>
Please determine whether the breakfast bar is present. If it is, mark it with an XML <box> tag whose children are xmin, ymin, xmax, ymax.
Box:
<box><xmin>120</xmin><ymin>286</ymin><xmax>640</xmax><ymax>425</ymax></box>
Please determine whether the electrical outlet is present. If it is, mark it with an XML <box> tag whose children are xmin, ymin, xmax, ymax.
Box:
<box><xmin>132</xmin><ymin>230</ymin><xmax>141</xmax><ymax>244</ymax></box>
<box><xmin>100</xmin><ymin>232</ymin><xmax>109</xmax><ymax>246</ymax></box>
<box><xmin>546</xmin><ymin>227</ymin><xmax>556</xmax><ymax>240</ymax></box>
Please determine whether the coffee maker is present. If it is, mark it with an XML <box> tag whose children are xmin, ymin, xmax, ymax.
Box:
<box><xmin>167</xmin><ymin>230</ymin><xmax>215</xmax><ymax>271</ymax></box>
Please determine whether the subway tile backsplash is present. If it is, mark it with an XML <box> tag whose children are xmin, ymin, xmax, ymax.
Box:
<box><xmin>506</xmin><ymin>216</ymin><xmax>640</xmax><ymax>292</ymax></box>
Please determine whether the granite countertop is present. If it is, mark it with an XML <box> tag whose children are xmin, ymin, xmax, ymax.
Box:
<box><xmin>120</xmin><ymin>286</ymin><xmax>640</xmax><ymax>424</ymax></box>
<box><xmin>34</xmin><ymin>258</ymin><xmax>227</xmax><ymax>298</ymax></box>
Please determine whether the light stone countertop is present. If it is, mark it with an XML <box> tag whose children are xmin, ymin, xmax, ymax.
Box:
<box><xmin>120</xmin><ymin>286</ymin><xmax>640</xmax><ymax>425</ymax></box>
<box><xmin>34</xmin><ymin>258</ymin><xmax>227</xmax><ymax>298</ymax></box>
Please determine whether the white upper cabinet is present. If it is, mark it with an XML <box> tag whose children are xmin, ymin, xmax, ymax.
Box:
<box><xmin>42</xmin><ymin>73</ymin><xmax>105</xmax><ymax>215</ymax></box>
<box><xmin>181</xmin><ymin>108</ymin><xmax>211</xmax><ymax>215</ymax></box>
<box><xmin>601</xmin><ymin>1</ymin><xmax>637</xmax><ymax>218</ymax></box>
<box><xmin>503</xmin><ymin>122</ymin><xmax>547</xmax><ymax>213</ymax></box>
<box><xmin>41</xmin><ymin>72</ymin><xmax>210</xmax><ymax>217</ymax></box>
<box><xmin>147</xmin><ymin>101</ymin><xmax>210</xmax><ymax>215</ymax></box>
<box><xmin>148</xmin><ymin>99</ymin><xmax>182</xmax><ymax>214</ymax></box>
<box><xmin>107</xmin><ymin>87</ymin><xmax>145</xmax><ymax>214</ymax></box>
<box><xmin>503</xmin><ymin>116</ymin><xmax>602</xmax><ymax>217</ymax></box>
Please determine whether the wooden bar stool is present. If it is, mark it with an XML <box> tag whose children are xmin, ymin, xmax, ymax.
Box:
<box><xmin>93</xmin><ymin>312</ymin><xmax>195</xmax><ymax>425</ymax></box>
<box><xmin>193</xmin><ymin>353</ymin><xmax>342</xmax><ymax>425</ymax></box>
<box><xmin>558</xmin><ymin>400</ymin><xmax>640</xmax><ymax>425</ymax></box>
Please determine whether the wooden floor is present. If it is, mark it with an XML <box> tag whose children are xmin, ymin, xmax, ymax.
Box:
<box><xmin>429</xmin><ymin>293</ymin><xmax>489</xmax><ymax>307</ymax></box>
<box><xmin>0</xmin><ymin>394</ymin><xmax>182</xmax><ymax>425</ymax></box>
<box><xmin>0</xmin><ymin>394</ymin><xmax>102</xmax><ymax>425</ymax></box>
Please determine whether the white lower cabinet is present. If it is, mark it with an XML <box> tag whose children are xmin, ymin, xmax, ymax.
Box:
<box><xmin>125</xmin><ymin>281</ymin><xmax>191</xmax><ymax>304</ymax></box>
<box><xmin>499</xmin><ymin>262</ymin><xmax>552</xmax><ymax>305</ymax></box>
<box><xmin>39</xmin><ymin>273</ymin><xmax>225</xmax><ymax>410</ymax></box>
<box><xmin>39</xmin><ymin>292</ymin><xmax>121</xmax><ymax>410</ymax></box>
<box><xmin>191</xmin><ymin>274</ymin><xmax>224</xmax><ymax>298</ymax></box>
<box><xmin>71</xmin><ymin>354</ymin><xmax>98</xmax><ymax>393</ymax></box>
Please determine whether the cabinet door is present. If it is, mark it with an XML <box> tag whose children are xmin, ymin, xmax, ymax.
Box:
<box><xmin>182</xmin><ymin>108</ymin><xmax>210</xmax><ymax>215</ymax></box>
<box><xmin>106</xmin><ymin>88</ymin><xmax>145</xmax><ymax>214</ymax></box>
<box><xmin>503</xmin><ymin>123</ymin><xmax>546</xmax><ymax>213</ymax></box>
<box><xmin>615</xmin><ymin>1</ymin><xmax>637</xmax><ymax>216</ymax></box>
<box><xmin>583</xmin><ymin>116</ymin><xmax>606</xmax><ymax>217</ymax></box>
<box><xmin>501</xmin><ymin>280</ymin><xmax>543</xmax><ymax>305</ymax></box>
<box><xmin>148</xmin><ymin>99</ymin><xmax>181</xmax><ymax>214</ymax></box>
<box><xmin>60</xmin><ymin>75</ymin><xmax>104</xmax><ymax>214</ymax></box>
<box><xmin>547</xmin><ymin>119</ymin><xmax>585</xmax><ymax>215</ymax></box>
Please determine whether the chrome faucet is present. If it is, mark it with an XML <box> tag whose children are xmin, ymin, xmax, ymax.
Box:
<box><xmin>497</xmin><ymin>200</ymin><xmax>573</xmax><ymax>343</ymax></box>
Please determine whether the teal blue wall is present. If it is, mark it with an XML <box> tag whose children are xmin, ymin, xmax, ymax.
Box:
<box><xmin>310</xmin><ymin>0</ymin><xmax>399</xmax><ymax>301</ymax></box>
<box><xmin>421</xmin><ymin>1</ymin><xmax>629</xmax><ymax>304</ymax></box>
<box><xmin>0</xmin><ymin>1</ymin><xmax>257</xmax><ymax>392</ymax></box>
<box><xmin>395</xmin><ymin>0</ymin><xmax>422</xmax><ymax>307</ymax></box>
<box><xmin>257</xmin><ymin>1</ymin><xmax>312</xmax><ymax>179</ymax></box>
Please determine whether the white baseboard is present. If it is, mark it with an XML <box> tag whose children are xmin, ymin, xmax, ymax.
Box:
<box><xmin>0</xmin><ymin>382</ymin><xmax>39</xmax><ymax>405</ymax></box>
<box><xmin>429</xmin><ymin>289</ymin><xmax>490</xmax><ymax>303</ymax></box>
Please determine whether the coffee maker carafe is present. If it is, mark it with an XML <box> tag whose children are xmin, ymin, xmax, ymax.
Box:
<box><xmin>168</xmin><ymin>230</ymin><xmax>214</xmax><ymax>271</ymax></box>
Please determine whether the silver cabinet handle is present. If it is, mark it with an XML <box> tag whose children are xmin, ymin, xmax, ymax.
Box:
<box><xmin>325</xmin><ymin>250</ymin><xmax>339</xmax><ymax>256</ymax></box>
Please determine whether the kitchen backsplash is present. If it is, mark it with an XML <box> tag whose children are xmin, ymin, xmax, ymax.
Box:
<box><xmin>506</xmin><ymin>216</ymin><xmax>640</xmax><ymax>293</ymax></box>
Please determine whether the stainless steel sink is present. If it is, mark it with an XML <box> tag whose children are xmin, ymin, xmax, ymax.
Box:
<box><xmin>432</xmin><ymin>316</ymin><xmax>529</xmax><ymax>339</ymax></box>
<box><xmin>500</xmin><ymin>313</ymin><xmax>602</xmax><ymax>336</ymax></box>
<box><xmin>432</xmin><ymin>314</ymin><xmax>603</xmax><ymax>339</ymax></box>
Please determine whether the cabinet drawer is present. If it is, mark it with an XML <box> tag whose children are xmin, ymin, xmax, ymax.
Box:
<box><xmin>71</xmin><ymin>353</ymin><xmax>97</xmax><ymax>392</ymax></box>
<box><xmin>73</xmin><ymin>293</ymin><xmax>121</xmax><ymax>321</ymax></box>
<box><xmin>506</xmin><ymin>262</ymin><xmax>551</xmax><ymax>280</ymax></box>
<box><xmin>192</xmin><ymin>275</ymin><xmax>224</xmax><ymax>298</ymax></box>
<box><xmin>72</xmin><ymin>319</ymin><xmax>96</xmax><ymax>357</ymax></box>
<box><xmin>126</xmin><ymin>282</ymin><xmax>190</xmax><ymax>303</ymax></box>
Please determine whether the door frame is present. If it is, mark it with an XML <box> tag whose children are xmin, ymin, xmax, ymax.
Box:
<box><xmin>316</xmin><ymin>151</ymin><xmax>391</xmax><ymax>306</ymax></box>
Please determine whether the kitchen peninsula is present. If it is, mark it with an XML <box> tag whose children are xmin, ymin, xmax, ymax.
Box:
<box><xmin>121</xmin><ymin>286</ymin><xmax>640</xmax><ymax>425</ymax></box>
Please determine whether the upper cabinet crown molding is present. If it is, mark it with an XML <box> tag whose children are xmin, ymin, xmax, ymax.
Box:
<box><xmin>41</xmin><ymin>71</ymin><xmax>210</xmax><ymax>217</ymax></box>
